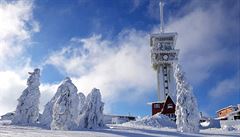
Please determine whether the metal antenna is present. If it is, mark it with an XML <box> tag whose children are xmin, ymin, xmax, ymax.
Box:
<box><xmin>159</xmin><ymin>0</ymin><xmax>164</xmax><ymax>33</ymax></box>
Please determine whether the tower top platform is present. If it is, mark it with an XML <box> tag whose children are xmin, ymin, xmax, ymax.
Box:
<box><xmin>150</xmin><ymin>32</ymin><xmax>178</xmax><ymax>48</ymax></box>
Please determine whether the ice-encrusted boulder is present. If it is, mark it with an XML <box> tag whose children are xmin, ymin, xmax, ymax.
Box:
<box><xmin>174</xmin><ymin>64</ymin><xmax>200</xmax><ymax>133</ymax></box>
<box><xmin>50</xmin><ymin>77</ymin><xmax>79</xmax><ymax>130</ymax></box>
<box><xmin>78</xmin><ymin>88</ymin><xmax>104</xmax><ymax>129</ymax></box>
<box><xmin>78</xmin><ymin>92</ymin><xmax>86</xmax><ymax>114</ymax></box>
<box><xmin>12</xmin><ymin>68</ymin><xmax>41</xmax><ymax>125</ymax></box>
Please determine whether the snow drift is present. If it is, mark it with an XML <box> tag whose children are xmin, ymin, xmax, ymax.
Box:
<box><xmin>0</xmin><ymin>112</ymin><xmax>15</xmax><ymax>121</ymax></box>
<box><xmin>12</xmin><ymin>68</ymin><xmax>41</xmax><ymax>125</ymax></box>
<box><xmin>122</xmin><ymin>113</ymin><xmax>176</xmax><ymax>129</ymax></box>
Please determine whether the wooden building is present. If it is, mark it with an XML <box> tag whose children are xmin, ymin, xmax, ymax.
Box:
<box><xmin>216</xmin><ymin>105</ymin><xmax>240</xmax><ymax>120</ymax></box>
<box><xmin>148</xmin><ymin>96</ymin><xmax>176</xmax><ymax>121</ymax></box>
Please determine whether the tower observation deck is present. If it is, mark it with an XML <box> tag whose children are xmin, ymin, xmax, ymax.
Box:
<box><xmin>150</xmin><ymin>0</ymin><xmax>179</xmax><ymax>102</ymax></box>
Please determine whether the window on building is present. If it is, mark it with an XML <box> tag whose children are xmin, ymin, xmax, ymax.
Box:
<box><xmin>167</xmin><ymin>104</ymin><xmax>173</xmax><ymax>109</ymax></box>
<box><xmin>154</xmin><ymin>104</ymin><xmax>161</xmax><ymax>109</ymax></box>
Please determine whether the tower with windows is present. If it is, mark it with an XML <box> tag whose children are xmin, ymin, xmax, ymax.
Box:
<box><xmin>148</xmin><ymin>0</ymin><xmax>179</xmax><ymax>119</ymax></box>
<box><xmin>150</xmin><ymin>0</ymin><xmax>179</xmax><ymax>102</ymax></box>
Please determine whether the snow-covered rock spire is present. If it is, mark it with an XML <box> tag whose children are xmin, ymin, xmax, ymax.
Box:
<box><xmin>174</xmin><ymin>64</ymin><xmax>200</xmax><ymax>133</ymax></box>
<box><xmin>78</xmin><ymin>88</ymin><xmax>104</xmax><ymax>129</ymax></box>
<box><xmin>50</xmin><ymin>77</ymin><xmax>79</xmax><ymax>130</ymax></box>
<box><xmin>12</xmin><ymin>68</ymin><xmax>41</xmax><ymax>125</ymax></box>
<box><xmin>78</xmin><ymin>92</ymin><xmax>86</xmax><ymax>114</ymax></box>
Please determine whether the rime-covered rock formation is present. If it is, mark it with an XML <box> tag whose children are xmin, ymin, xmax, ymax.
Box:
<box><xmin>78</xmin><ymin>92</ymin><xmax>86</xmax><ymax>114</ymax></box>
<box><xmin>78</xmin><ymin>88</ymin><xmax>104</xmax><ymax>129</ymax></box>
<box><xmin>50</xmin><ymin>77</ymin><xmax>79</xmax><ymax>130</ymax></box>
<box><xmin>12</xmin><ymin>68</ymin><xmax>41</xmax><ymax>125</ymax></box>
<box><xmin>41</xmin><ymin>79</ymin><xmax>71</xmax><ymax>128</ymax></box>
<box><xmin>174</xmin><ymin>64</ymin><xmax>199</xmax><ymax>133</ymax></box>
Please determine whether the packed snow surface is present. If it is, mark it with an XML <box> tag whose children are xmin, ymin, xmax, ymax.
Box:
<box><xmin>0</xmin><ymin>120</ymin><xmax>239</xmax><ymax>137</ymax></box>
<box><xmin>122</xmin><ymin>113</ymin><xmax>176</xmax><ymax>129</ymax></box>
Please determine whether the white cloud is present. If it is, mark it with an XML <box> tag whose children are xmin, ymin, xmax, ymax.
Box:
<box><xmin>209</xmin><ymin>72</ymin><xmax>240</xmax><ymax>100</ymax></box>
<box><xmin>45</xmin><ymin>1</ymin><xmax>239</xmax><ymax>114</ymax></box>
<box><xmin>39</xmin><ymin>83</ymin><xmax>60</xmax><ymax>113</ymax></box>
<box><xmin>46</xmin><ymin>30</ymin><xmax>156</xmax><ymax>112</ymax></box>
<box><xmin>166</xmin><ymin>1</ymin><xmax>239</xmax><ymax>85</ymax></box>
<box><xmin>0</xmin><ymin>0</ymin><xmax>39</xmax><ymax>66</ymax></box>
<box><xmin>0</xmin><ymin>0</ymin><xmax>39</xmax><ymax>115</ymax></box>
<box><xmin>0</xmin><ymin>71</ymin><xmax>25</xmax><ymax>115</ymax></box>
<box><xmin>0</xmin><ymin>0</ymin><xmax>238</xmax><ymax>116</ymax></box>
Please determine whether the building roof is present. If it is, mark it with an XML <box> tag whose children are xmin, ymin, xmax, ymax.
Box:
<box><xmin>147</xmin><ymin>101</ymin><xmax>164</xmax><ymax>105</ymax></box>
<box><xmin>147</xmin><ymin>95</ymin><xmax>176</xmax><ymax>105</ymax></box>
<box><xmin>216</xmin><ymin>105</ymin><xmax>238</xmax><ymax>113</ymax></box>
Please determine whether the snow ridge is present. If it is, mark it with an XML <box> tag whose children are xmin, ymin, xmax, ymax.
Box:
<box><xmin>122</xmin><ymin>113</ymin><xmax>176</xmax><ymax>129</ymax></box>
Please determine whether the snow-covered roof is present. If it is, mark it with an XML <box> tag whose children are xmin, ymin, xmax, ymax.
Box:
<box><xmin>147</xmin><ymin>101</ymin><xmax>164</xmax><ymax>105</ymax></box>
<box><xmin>216</xmin><ymin>105</ymin><xmax>238</xmax><ymax>113</ymax></box>
<box><xmin>215</xmin><ymin>116</ymin><xmax>228</xmax><ymax>120</ymax></box>
<box><xmin>229</xmin><ymin>109</ymin><xmax>240</xmax><ymax>115</ymax></box>
<box><xmin>215</xmin><ymin>110</ymin><xmax>240</xmax><ymax>120</ymax></box>
<box><xmin>147</xmin><ymin>95</ymin><xmax>175</xmax><ymax>105</ymax></box>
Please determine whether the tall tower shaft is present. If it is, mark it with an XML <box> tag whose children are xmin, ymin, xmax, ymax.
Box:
<box><xmin>150</xmin><ymin>0</ymin><xmax>179</xmax><ymax>102</ymax></box>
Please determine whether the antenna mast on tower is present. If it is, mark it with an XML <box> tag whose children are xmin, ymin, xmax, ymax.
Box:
<box><xmin>159</xmin><ymin>0</ymin><xmax>164</xmax><ymax>33</ymax></box>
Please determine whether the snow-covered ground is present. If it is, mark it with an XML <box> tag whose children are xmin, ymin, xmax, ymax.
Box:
<box><xmin>0</xmin><ymin>121</ymin><xmax>239</xmax><ymax>137</ymax></box>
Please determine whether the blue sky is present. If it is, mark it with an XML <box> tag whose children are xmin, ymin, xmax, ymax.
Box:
<box><xmin>0</xmin><ymin>0</ymin><xmax>239</xmax><ymax>117</ymax></box>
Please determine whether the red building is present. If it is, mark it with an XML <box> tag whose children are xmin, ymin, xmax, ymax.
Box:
<box><xmin>148</xmin><ymin>96</ymin><xmax>176</xmax><ymax>121</ymax></box>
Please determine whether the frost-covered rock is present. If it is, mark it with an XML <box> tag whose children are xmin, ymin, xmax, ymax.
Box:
<box><xmin>41</xmin><ymin>78</ymin><xmax>76</xmax><ymax>128</ymax></box>
<box><xmin>78</xmin><ymin>92</ymin><xmax>86</xmax><ymax>114</ymax></box>
<box><xmin>12</xmin><ymin>68</ymin><xmax>41</xmax><ymax>125</ymax></box>
<box><xmin>50</xmin><ymin>77</ymin><xmax>79</xmax><ymax>130</ymax></box>
<box><xmin>40</xmin><ymin>101</ymin><xmax>54</xmax><ymax>128</ymax></box>
<box><xmin>174</xmin><ymin>64</ymin><xmax>200</xmax><ymax>133</ymax></box>
<box><xmin>122</xmin><ymin>113</ymin><xmax>176</xmax><ymax>129</ymax></box>
<box><xmin>78</xmin><ymin>88</ymin><xmax>104</xmax><ymax>129</ymax></box>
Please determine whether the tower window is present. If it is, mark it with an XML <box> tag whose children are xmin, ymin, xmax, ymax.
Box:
<box><xmin>164</xmin><ymin>76</ymin><xmax>167</xmax><ymax>80</ymax></box>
